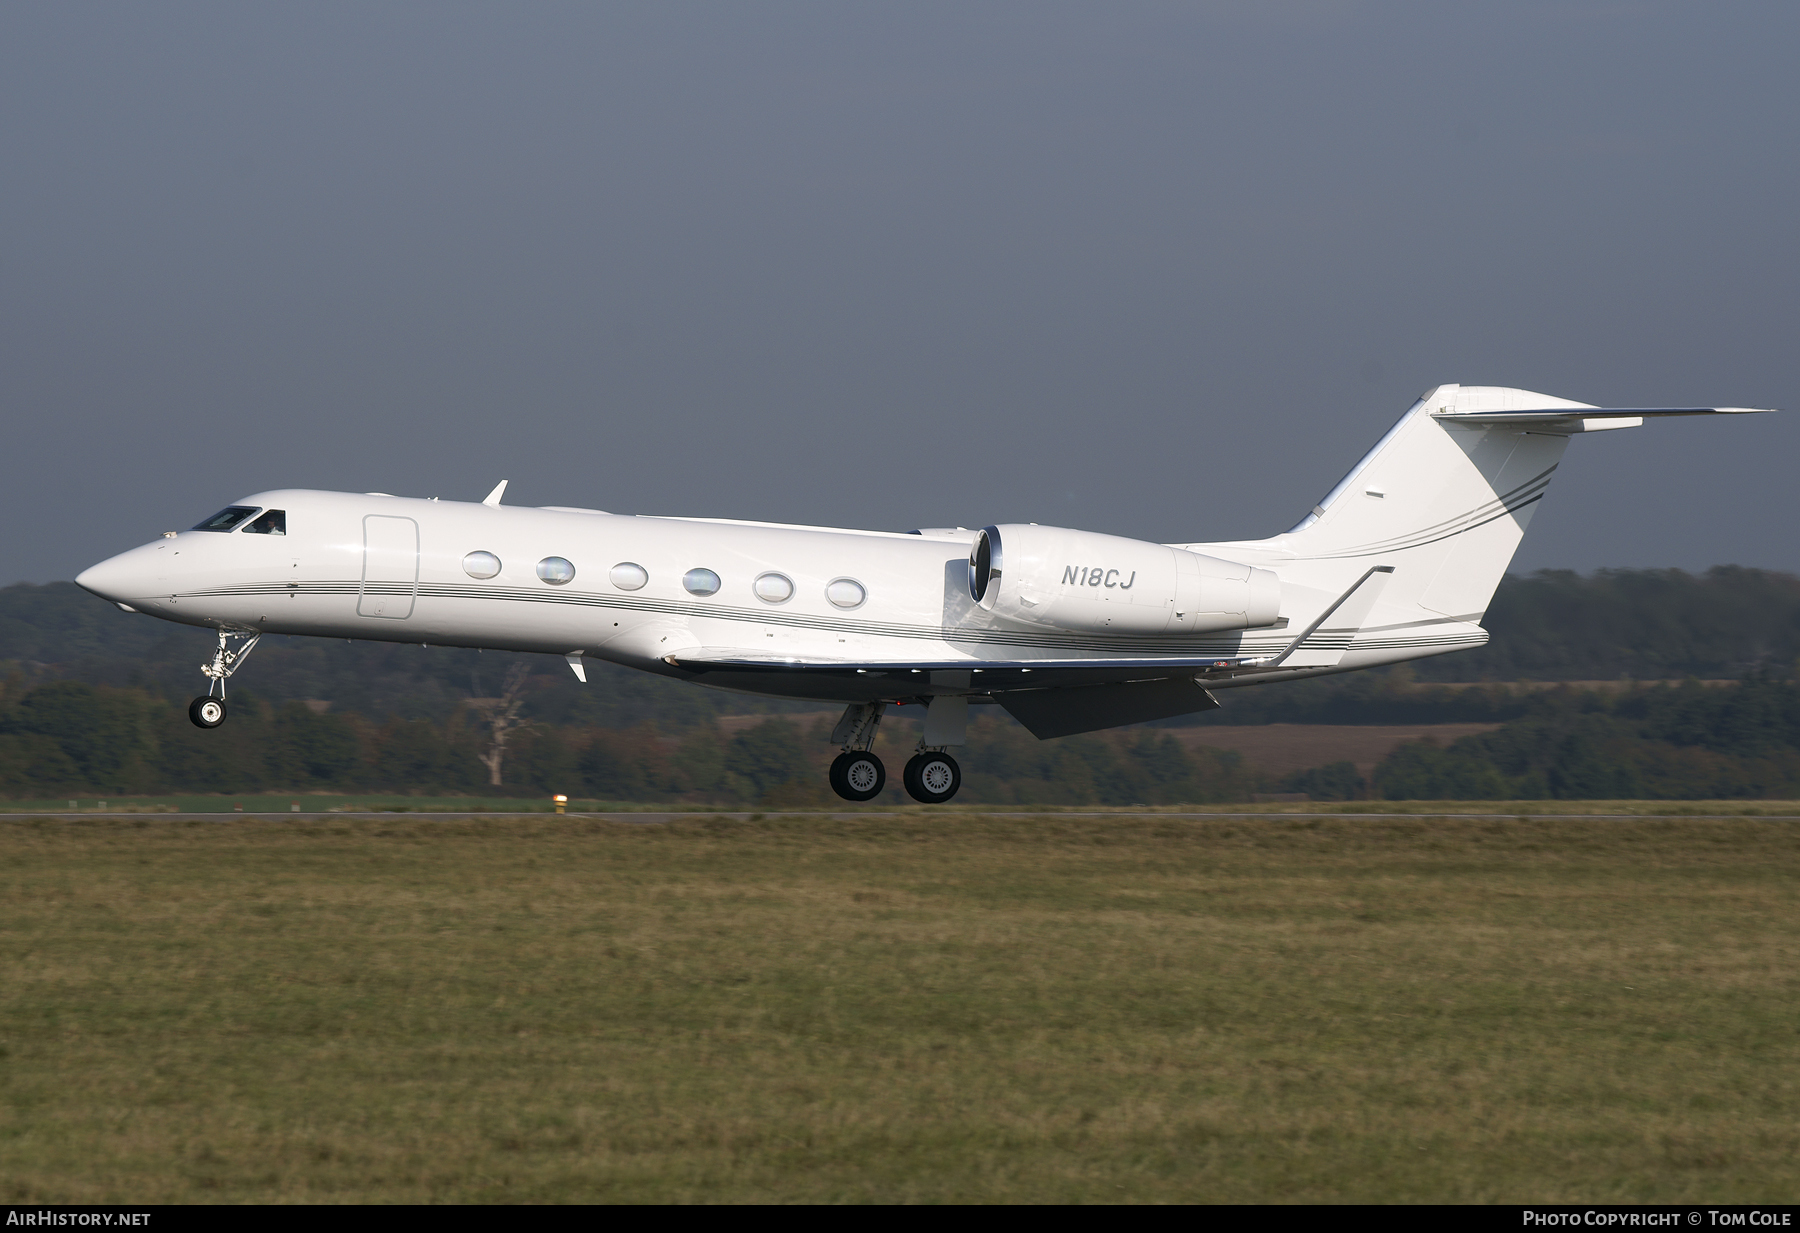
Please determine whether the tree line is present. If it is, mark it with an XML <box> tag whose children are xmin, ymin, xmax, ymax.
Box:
<box><xmin>1358</xmin><ymin>676</ymin><xmax>1800</xmax><ymax>801</ymax></box>
<box><xmin>1419</xmin><ymin>565</ymin><xmax>1800</xmax><ymax>682</ymax></box>
<box><xmin>8</xmin><ymin>565</ymin><xmax>1800</xmax><ymax>802</ymax></box>
<box><xmin>7</xmin><ymin>672</ymin><xmax>1800</xmax><ymax>803</ymax></box>
<box><xmin>0</xmin><ymin>675</ymin><xmax>1258</xmax><ymax>806</ymax></box>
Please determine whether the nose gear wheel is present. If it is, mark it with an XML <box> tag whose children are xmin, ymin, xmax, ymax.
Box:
<box><xmin>188</xmin><ymin>697</ymin><xmax>227</xmax><ymax>729</ymax></box>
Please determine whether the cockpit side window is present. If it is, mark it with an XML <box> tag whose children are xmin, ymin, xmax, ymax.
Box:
<box><xmin>192</xmin><ymin>506</ymin><xmax>260</xmax><ymax>532</ymax></box>
<box><xmin>244</xmin><ymin>509</ymin><xmax>286</xmax><ymax>536</ymax></box>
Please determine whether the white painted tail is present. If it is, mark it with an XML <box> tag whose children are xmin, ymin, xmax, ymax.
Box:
<box><xmin>1190</xmin><ymin>384</ymin><xmax>1770</xmax><ymax>669</ymax></box>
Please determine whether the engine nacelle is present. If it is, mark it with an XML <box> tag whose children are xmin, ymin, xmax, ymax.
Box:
<box><xmin>968</xmin><ymin>524</ymin><xmax>1281</xmax><ymax>636</ymax></box>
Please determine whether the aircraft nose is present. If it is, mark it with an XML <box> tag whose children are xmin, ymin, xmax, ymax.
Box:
<box><xmin>76</xmin><ymin>548</ymin><xmax>158</xmax><ymax>605</ymax></box>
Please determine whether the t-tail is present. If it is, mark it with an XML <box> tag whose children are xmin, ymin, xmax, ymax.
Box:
<box><xmin>1189</xmin><ymin>384</ymin><xmax>1773</xmax><ymax>671</ymax></box>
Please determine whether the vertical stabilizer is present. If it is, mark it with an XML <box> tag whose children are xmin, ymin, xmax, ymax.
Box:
<box><xmin>1185</xmin><ymin>386</ymin><xmax>1589</xmax><ymax>669</ymax></box>
<box><xmin>1275</xmin><ymin>384</ymin><xmax>1583</xmax><ymax>621</ymax></box>
<box><xmin>1188</xmin><ymin>385</ymin><xmax>1768</xmax><ymax>669</ymax></box>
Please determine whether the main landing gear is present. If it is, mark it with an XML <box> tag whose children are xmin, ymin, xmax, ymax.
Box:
<box><xmin>825</xmin><ymin>700</ymin><xmax>966</xmax><ymax>804</ymax></box>
<box><xmin>829</xmin><ymin>750</ymin><xmax>886</xmax><ymax>801</ymax></box>
<box><xmin>902</xmin><ymin>751</ymin><xmax>961</xmax><ymax>805</ymax></box>
<box><xmin>189</xmin><ymin>628</ymin><xmax>261</xmax><ymax>729</ymax></box>
<box><xmin>827</xmin><ymin>702</ymin><xmax>888</xmax><ymax>801</ymax></box>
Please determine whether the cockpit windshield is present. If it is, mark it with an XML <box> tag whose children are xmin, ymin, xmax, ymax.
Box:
<box><xmin>192</xmin><ymin>506</ymin><xmax>260</xmax><ymax>532</ymax></box>
<box><xmin>243</xmin><ymin>509</ymin><xmax>286</xmax><ymax>536</ymax></box>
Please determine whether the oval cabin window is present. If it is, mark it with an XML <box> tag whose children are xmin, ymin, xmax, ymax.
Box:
<box><xmin>609</xmin><ymin>562</ymin><xmax>648</xmax><ymax>591</ymax></box>
<box><xmin>753</xmin><ymin>572</ymin><xmax>794</xmax><ymax>603</ymax></box>
<box><xmin>682</xmin><ymin>568</ymin><xmax>721</xmax><ymax>596</ymax></box>
<box><xmin>463</xmin><ymin>551</ymin><xmax>502</xmax><ymax>579</ymax></box>
<box><xmin>536</xmin><ymin>557</ymin><xmax>576</xmax><ymax>585</ymax></box>
<box><xmin>826</xmin><ymin>578</ymin><xmax>866</xmax><ymax>609</ymax></box>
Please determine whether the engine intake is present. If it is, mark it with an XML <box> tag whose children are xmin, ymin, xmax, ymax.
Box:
<box><xmin>968</xmin><ymin>524</ymin><xmax>1281</xmax><ymax>635</ymax></box>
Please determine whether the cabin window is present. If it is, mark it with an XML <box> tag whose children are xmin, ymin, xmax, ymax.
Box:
<box><xmin>463</xmin><ymin>551</ymin><xmax>502</xmax><ymax>579</ymax></box>
<box><xmin>243</xmin><ymin>509</ymin><xmax>286</xmax><ymax>536</ymax></box>
<box><xmin>609</xmin><ymin>562</ymin><xmax>648</xmax><ymax>591</ymax></box>
<box><xmin>682</xmin><ymin>568</ymin><xmax>721</xmax><ymax>596</ymax></box>
<box><xmin>826</xmin><ymin>578</ymin><xmax>866</xmax><ymax>609</ymax></box>
<box><xmin>536</xmin><ymin>557</ymin><xmax>576</xmax><ymax>586</ymax></box>
<box><xmin>753</xmin><ymin>572</ymin><xmax>794</xmax><ymax>603</ymax></box>
<box><xmin>191</xmin><ymin>506</ymin><xmax>259</xmax><ymax>532</ymax></box>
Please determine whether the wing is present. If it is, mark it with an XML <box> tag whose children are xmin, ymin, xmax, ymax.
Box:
<box><xmin>665</xmin><ymin>649</ymin><xmax>1230</xmax><ymax>737</ymax></box>
<box><xmin>664</xmin><ymin>648</ymin><xmax>1255</xmax><ymax>690</ymax></box>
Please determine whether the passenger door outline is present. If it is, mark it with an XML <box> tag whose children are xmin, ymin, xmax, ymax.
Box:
<box><xmin>358</xmin><ymin>515</ymin><xmax>419</xmax><ymax>619</ymax></box>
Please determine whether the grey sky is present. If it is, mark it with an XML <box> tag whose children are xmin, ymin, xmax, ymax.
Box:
<box><xmin>4</xmin><ymin>2</ymin><xmax>1795</xmax><ymax>585</ymax></box>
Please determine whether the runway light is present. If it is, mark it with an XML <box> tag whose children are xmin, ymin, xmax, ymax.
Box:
<box><xmin>553</xmin><ymin>794</ymin><xmax>568</xmax><ymax>815</ymax></box>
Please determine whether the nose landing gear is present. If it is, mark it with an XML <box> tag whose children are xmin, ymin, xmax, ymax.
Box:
<box><xmin>189</xmin><ymin>628</ymin><xmax>261</xmax><ymax>729</ymax></box>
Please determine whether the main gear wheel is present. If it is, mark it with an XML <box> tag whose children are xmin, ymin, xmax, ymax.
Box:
<box><xmin>902</xmin><ymin>751</ymin><xmax>961</xmax><ymax>804</ymax></box>
<box><xmin>829</xmin><ymin>750</ymin><xmax>886</xmax><ymax>802</ymax></box>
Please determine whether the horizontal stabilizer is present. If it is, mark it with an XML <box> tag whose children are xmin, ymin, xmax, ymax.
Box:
<box><xmin>1433</xmin><ymin>406</ymin><xmax>1774</xmax><ymax>426</ymax></box>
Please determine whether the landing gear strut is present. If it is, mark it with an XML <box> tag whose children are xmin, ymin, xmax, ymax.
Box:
<box><xmin>190</xmin><ymin>627</ymin><xmax>261</xmax><ymax>729</ymax></box>
<box><xmin>903</xmin><ymin>692</ymin><xmax>967</xmax><ymax>804</ymax></box>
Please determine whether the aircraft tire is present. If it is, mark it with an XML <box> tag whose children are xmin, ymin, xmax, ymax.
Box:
<box><xmin>829</xmin><ymin>751</ymin><xmax>885</xmax><ymax>802</ymax></box>
<box><xmin>188</xmin><ymin>696</ymin><xmax>227</xmax><ymax>729</ymax></box>
<box><xmin>902</xmin><ymin>752</ymin><xmax>961</xmax><ymax>804</ymax></box>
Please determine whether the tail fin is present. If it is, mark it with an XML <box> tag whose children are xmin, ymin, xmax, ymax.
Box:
<box><xmin>1278</xmin><ymin>383</ymin><xmax>1584</xmax><ymax>622</ymax></box>
<box><xmin>1190</xmin><ymin>384</ymin><xmax>1771</xmax><ymax>666</ymax></box>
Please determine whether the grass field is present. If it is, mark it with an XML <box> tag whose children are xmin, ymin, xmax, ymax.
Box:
<box><xmin>3</xmin><ymin>812</ymin><xmax>1798</xmax><ymax>1203</ymax></box>
<box><xmin>15</xmin><ymin>795</ymin><xmax>1800</xmax><ymax>817</ymax></box>
<box><xmin>0</xmin><ymin>794</ymin><xmax>623</xmax><ymax>814</ymax></box>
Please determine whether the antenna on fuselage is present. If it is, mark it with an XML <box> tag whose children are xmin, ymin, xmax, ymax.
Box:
<box><xmin>482</xmin><ymin>480</ymin><xmax>508</xmax><ymax>507</ymax></box>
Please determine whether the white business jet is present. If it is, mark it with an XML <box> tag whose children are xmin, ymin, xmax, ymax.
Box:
<box><xmin>77</xmin><ymin>385</ymin><xmax>1770</xmax><ymax>804</ymax></box>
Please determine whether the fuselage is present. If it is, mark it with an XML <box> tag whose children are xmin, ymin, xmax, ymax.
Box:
<box><xmin>75</xmin><ymin>488</ymin><xmax>1421</xmax><ymax>704</ymax></box>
